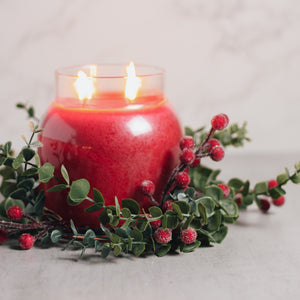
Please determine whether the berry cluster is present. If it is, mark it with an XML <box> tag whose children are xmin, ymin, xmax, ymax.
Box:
<box><xmin>139</xmin><ymin>114</ymin><xmax>230</xmax><ymax>247</ymax></box>
<box><xmin>0</xmin><ymin>206</ymin><xmax>35</xmax><ymax>249</ymax></box>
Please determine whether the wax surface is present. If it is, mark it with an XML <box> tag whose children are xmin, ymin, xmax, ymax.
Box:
<box><xmin>39</xmin><ymin>96</ymin><xmax>182</xmax><ymax>228</ymax></box>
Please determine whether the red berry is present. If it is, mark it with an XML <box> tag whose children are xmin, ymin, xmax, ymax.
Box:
<box><xmin>146</xmin><ymin>214</ymin><xmax>162</xmax><ymax>229</ymax></box>
<box><xmin>7</xmin><ymin>205</ymin><xmax>24</xmax><ymax>221</ymax></box>
<box><xmin>179</xmin><ymin>136</ymin><xmax>195</xmax><ymax>150</ymax></box>
<box><xmin>180</xmin><ymin>149</ymin><xmax>195</xmax><ymax>165</ymax></box>
<box><xmin>0</xmin><ymin>230</ymin><xmax>8</xmax><ymax>244</ymax></box>
<box><xmin>268</xmin><ymin>179</ymin><xmax>278</xmax><ymax>190</ymax></box>
<box><xmin>260</xmin><ymin>198</ymin><xmax>270</xmax><ymax>213</ymax></box>
<box><xmin>175</xmin><ymin>172</ymin><xmax>190</xmax><ymax>188</ymax></box>
<box><xmin>190</xmin><ymin>158</ymin><xmax>201</xmax><ymax>168</ymax></box>
<box><xmin>163</xmin><ymin>200</ymin><xmax>174</xmax><ymax>212</ymax></box>
<box><xmin>140</xmin><ymin>180</ymin><xmax>155</xmax><ymax>196</ymax></box>
<box><xmin>206</xmin><ymin>138</ymin><xmax>221</xmax><ymax>152</ymax></box>
<box><xmin>272</xmin><ymin>196</ymin><xmax>285</xmax><ymax>206</ymax></box>
<box><xmin>217</xmin><ymin>183</ymin><xmax>230</xmax><ymax>198</ymax></box>
<box><xmin>211</xmin><ymin>113</ymin><xmax>229</xmax><ymax>130</ymax></box>
<box><xmin>184</xmin><ymin>167</ymin><xmax>190</xmax><ymax>174</ymax></box>
<box><xmin>154</xmin><ymin>227</ymin><xmax>172</xmax><ymax>244</ymax></box>
<box><xmin>235</xmin><ymin>193</ymin><xmax>243</xmax><ymax>206</ymax></box>
<box><xmin>210</xmin><ymin>146</ymin><xmax>225</xmax><ymax>161</ymax></box>
<box><xmin>19</xmin><ymin>233</ymin><xmax>35</xmax><ymax>250</ymax></box>
<box><xmin>180</xmin><ymin>227</ymin><xmax>197</xmax><ymax>244</ymax></box>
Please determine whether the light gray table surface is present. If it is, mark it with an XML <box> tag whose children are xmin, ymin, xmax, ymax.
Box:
<box><xmin>1</xmin><ymin>153</ymin><xmax>300</xmax><ymax>300</ymax></box>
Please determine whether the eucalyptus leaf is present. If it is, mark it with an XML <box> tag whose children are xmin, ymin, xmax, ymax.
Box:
<box><xmin>22</xmin><ymin>148</ymin><xmax>35</xmax><ymax>161</ymax></box>
<box><xmin>47</xmin><ymin>184</ymin><xmax>68</xmax><ymax>192</ymax></box>
<box><xmin>69</xmin><ymin>179</ymin><xmax>90</xmax><ymax>202</ymax></box>
<box><xmin>51</xmin><ymin>230</ymin><xmax>62</xmax><ymax>243</ymax></box>
<box><xmin>122</xmin><ymin>198</ymin><xmax>140</xmax><ymax>214</ymax></box>
<box><xmin>61</xmin><ymin>165</ymin><xmax>70</xmax><ymax>185</ymax></box>
<box><xmin>38</xmin><ymin>163</ymin><xmax>55</xmax><ymax>183</ymax></box>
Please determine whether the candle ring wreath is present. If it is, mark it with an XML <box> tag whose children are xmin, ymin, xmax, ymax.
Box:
<box><xmin>0</xmin><ymin>104</ymin><xmax>299</xmax><ymax>258</ymax></box>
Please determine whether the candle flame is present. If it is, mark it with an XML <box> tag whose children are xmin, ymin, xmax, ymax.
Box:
<box><xmin>125</xmin><ymin>62</ymin><xmax>141</xmax><ymax>101</ymax></box>
<box><xmin>74</xmin><ymin>69</ymin><xmax>95</xmax><ymax>101</ymax></box>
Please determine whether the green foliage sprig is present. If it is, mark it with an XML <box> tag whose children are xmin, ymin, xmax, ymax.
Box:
<box><xmin>0</xmin><ymin>105</ymin><xmax>299</xmax><ymax>259</ymax></box>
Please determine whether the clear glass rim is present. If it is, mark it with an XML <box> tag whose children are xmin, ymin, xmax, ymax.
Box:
<box><xmin>55</xmin><ymin>63</ymin><xmax>165</xmax><ymax>79</ymax></box>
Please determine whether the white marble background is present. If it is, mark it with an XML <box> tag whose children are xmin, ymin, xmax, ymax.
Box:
<box><xmin>0</xmin><ymin>0</ymin><xmax>300</xmax><ymax>154</ymax></box>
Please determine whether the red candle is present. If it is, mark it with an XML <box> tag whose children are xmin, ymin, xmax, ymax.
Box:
<box><xmin>39</xmin><ymin>64</ymin><xmax>182</xmax><ymax>228</ymax></box>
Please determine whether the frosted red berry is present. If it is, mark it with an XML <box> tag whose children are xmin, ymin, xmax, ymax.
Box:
<box><xmin>235</xmin><ymin>193</ymin><xmax>243</xmax><ymax>206</ymax></box>
<box><xmin>180</xmin><ymin>149</ymin><xmax>195</xmax><ymax>165</ymax></box>
<box><xmin>0</xmin><ymin>230</ymin><xmax>7</xmax><ymax>244</ymax></box>
<box><xmin>217</xmin><ymin>184</ymin><xmax>230</xmax><ymax>198</ymax></box>
<box><xmin>191</xmin><ymin>158</ymin><xmax>201</xmax><ymax>168</ymax></box>
<box><xmin>140</xmin><ymin>180</ymin><xmax>155</xmax><ymax>196</ymax></box>
<box><xmin>19</xmin><ymin>233</ymin><xmax>35</xmax><ymax>250</ymax></box>
<box><xmin>180</xmin><ymin>227</ymin><xmax>197</xmax><ymax>244</ymax></box>
<box><xmin>163</xmin><ymin>200</ymin><xmax>174</xmax><ymax>212</ymax></box>
<box><xmin>210</xmin><ymin>146</ymin><xmax>225</xmax><ymax>161</ymax></box>
<box><xmin>268</xmin><ymin>179</ymin><xmax>278</xmax><ymax>190</ymax></box>
<box><xmin>146</xmin><ymin>214</ymin><xmax>162</xmax><ymax>229</ymax></box>
<box><xmin>176</xmin><ymin>172</ymin><xmax>190</xmax><ymax>188</ymax></box>
<box><xmin>260</xmin><ymin>198</ymin><xmax>270</xmax><ymax>213</ymax></box>
<box><xmin>272</xmin><ymin>196</ymin><xmax>285</xmax><ymax>206</ymax></box>
<box><xmin>206</xmin><ymin>138</ymin><xmax>221</xmax><ymax>152</ymax></box>
<box><xmin>154</xmin><ymin>227</ymin><xmax>172</xmax><ymax>244</ymax></box>
<box><xmin>211</xmin><ymin>113</ymin><xmax>229</xmax><ymax>130</ymax></box>
<box><xmin>7</xmin><ymin>205</ymin><xmax>24</xmax><ymax>221</ymax></box>
<box><xmin>179</xmin><ymin>136</ymin><xmax>195</xmax><ymax>150</ymax></box>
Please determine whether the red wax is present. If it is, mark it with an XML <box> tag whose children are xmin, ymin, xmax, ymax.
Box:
<box><xmin>39</xmin><ymin>93</ymin><xmax>182</xmax><ymax>228</ymax></box>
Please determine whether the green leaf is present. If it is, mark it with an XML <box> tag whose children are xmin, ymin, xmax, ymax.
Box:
<box><xmin>207</xmin><ymin>210</ymin><xmax>222</xmax><ymax>232</ymax></box>
<box><xmin>254</xmin><ymin>182</ymin><xmax>268</xmax><ymax>194</ymax></box>
<box><xmin>171</xmin><ymin>202</ymin><xmax>183</xmax><ymax>220</ymax></box>
<box><xmin>185</xmin><ymin>187</ymin><xmax>196</xmax><ymax>198</ymax></box>
<box><xmin>132</xmin><ymin>228</ymin><xmax>143</xmax><ymax>241</ymax></box>
<box><xmin>110</xmin><ymin>233</ymin><xmax>121</xmax><ymax>244</ymax></box>
<box><xmin>12</xmin><ymin>152</ymin><xmax>23</xmax><ymax>169</ymax></box>
<box><xmin>22</xmin><ymin>148</ymin><xmax>35</xmax><ymax>161</ymax></box>
<box><xmin>228</xmin><ymin>178</ymin><xmax>244</xmax><ymax>190</ymax></box>
<box><xmin>121</xmin><ymin>207</ymin><xmax>131</xmax><ymax>218</ymax></box>
<box><xmin>176</xmin><ymin>201</ymin><xmax>191</xmax><ymax>214</ymax></box>
<box><xmin>99</xmin><ymin>208</ymin><xmax>111</xmax><ymax>225</ymax></box>
<box><xmin>101</xmin><ymin>244</ymin><xmax>111</xmax><ymax>258</ymax></box>
<box><xmin>295</xmin><ymin>162</ymin><xmax>300</xmax><ymax>172</ymax></box>
<box><xmin>197</xmin><ymin>202</ymin><xmax>207</xmax><ymax>224</ymax></box>
<box><xmin>114</xmin><ymin>196</ymin><xmax>120</xmax><ymax>217</ymax></box>
<box><xmin>47</xmin><ymin>184</ymin><xmax>68</xmax><ymax>192</ymax></box>
<box><xmin>70</xmin><ymin>219</ymin><xmax>78</xmax><ymax>235</ymax></box>
<box><xmin>30</xmin><ymin>141</ymin><xmax>43</xmax><ymax>148</ymax></box>
<box><xmin>38</xmin><ymin>163</ymin><xmax>55</xmax><ymax>183</ymax></box>
<box><xmin>23</xmin><ymin>168</ymin><xmax>38</xmax><ymax>176</ymax></box>
<box><xmin>133</xmin><ymin>244</ymin><xmax>145</xmax><ymax>257</ymax></box>
<box><xmin>3</xmin><ymin>142</ymin><xmax>12</xmax><ymax>156</ymax></box>
<box><xmin>205</xmin><ymin>186</ymin><xmax>223</xmax><ymax>202</ymax></box>
<box><xmin>219</xmin><ymin>200</ymin><xmax>239</xmax><ymax>218</ymax></box>
<box><xmin>61</xmin><ymin>165</ymin><xmax>69</xmax><ymax>185</ymax></box>
<box><xmin>16</xmin><ymin>103</ymin><xmax>26</xmax><ymax>108</ymax></box>
<box><xmin>83</xmin><ymin>229</ymin><xmax>96</xmax><ymax>244</ymax></box>
<box><xmin>122</xmin><ymin>198</ymin><xmax>140</xmax><ymax>214</ymax></box>
<box><xmin>197</xmin><ymin>196</ymin><xmax>215</xmax><ymax>217</ymax></box>
<box><xmin>165</xmin><ymin>211</ymin><xmax>179</xmax><ymax>229</ymax></box>
<box><xmin>51</xmin><ymin>230</ymin><xmax>62</xmax><ymax>243</ymax></box>
<box><xmin>73</xmin><ymin>241</ymin><xmax>84</xmax><ymax>249</ymax></box>
<box><xmin>290</xmin><ymin>173</ymin><xmax>300</xmax><ymax>184</ymax></box>
<box><xmin>243</xmin><ymin>193</ymin><xmax>254</xmax><ymax>206</ymax></box>
<box><xmin>17</xmin><ymin>178</ymin><xmax>35</xmax><ymax>191</ymax></box>
<box><xmin>33</xmin><ymin>191</ymin><xmax>45</xmax><ymax>215</ymax></box>
<box><xmin>85</xmin><ymin>203</ymin><xmax>104</xmax><ymax>213</ymax></box>
<box><xmin>93</xmin><ymin>188</ymin><xmax>105</xmax><ymax>205</ymax></box>
<box><xmin>69</xmin><ymin>179</ymin><xmax>90</xmax><ymax>202</ymax></box>
<box><xmin>181</xmin><ymin>241</ymin><xmax>201</xmax><ymax>253</ymax></box>
<box><xmin>113</xmin><ymin>245</ymin><xmax>122</xmax><ymax>256</ymax></box>
<box><xmin>156</xmin><ymin>244</ymin><xmax>172</xmax><ymax>257</ymax></box>
<box><xmin>149</xmin><ymin>206</ymin><xmax>163</xmax><ymax>218</ymax></box>
<box><xmin>269</xmin><ymin>186</ymin><xmax>286</xmax><ymax>199</ymax></box>
<box><xmin>212</xmin><ymin>225</ymin><xmax>228</xmax><ymax>243</ymax></box>
<box><xmin>27</xmin><ymin>106</ymin><xmax>35</xmax><ymax>118</ymax></box>
<box><xmin>276</xmin><ymin>173</ymin><xmax>289</xmax><ymax>186</ymax></box>
<box><xmin>10</xmin><ymin>188</ymin><xmax>27</xmax><ymax>200</ymax></box>
<box><xmin>115</xmin><ymin>228</ymin><xmax>129</xmax><ymax>238</ymax></box>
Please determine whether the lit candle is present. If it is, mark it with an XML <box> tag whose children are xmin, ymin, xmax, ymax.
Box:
<box><xmin>39</xmin><ymin>63</ymin><xmax>182</xmax><ymax>228</ymax></box>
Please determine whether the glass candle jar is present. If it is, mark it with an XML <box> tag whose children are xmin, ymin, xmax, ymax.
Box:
<box><xmin>39</xmin><ymin>64</ymin><xmax>182</xmax><ymax>228</ymax></box>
